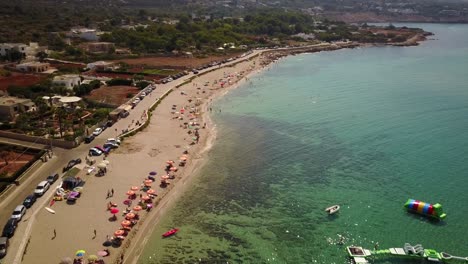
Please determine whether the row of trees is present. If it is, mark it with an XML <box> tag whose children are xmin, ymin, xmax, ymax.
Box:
<box><xmin>100</xmin><ymin>11</ymin><xmax>318</xmax><ymax>53</ymax></box>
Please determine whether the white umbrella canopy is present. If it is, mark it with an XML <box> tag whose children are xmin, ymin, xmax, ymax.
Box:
<box><xmin>97</xmin><ymin>162</ymin><xmax>107</xmax><ymax>169</ymax></box>
<box><xmin>60</xmin><ymin>257</ymin><xmax>73</xmax><ymax>264</ymax></box>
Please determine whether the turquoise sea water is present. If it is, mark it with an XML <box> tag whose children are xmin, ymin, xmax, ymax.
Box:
<box><xmin>139</xmin><ymin>24</ymin><xmax>468</xmax><ymax>263</ymax></box>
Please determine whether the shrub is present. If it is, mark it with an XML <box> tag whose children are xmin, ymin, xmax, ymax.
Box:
<box><xmin>107</xmin><ymin>78</ymin><xmax>132</xmax><ymax>86</ymax></box>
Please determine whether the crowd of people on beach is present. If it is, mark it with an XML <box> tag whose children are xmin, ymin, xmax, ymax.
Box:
<box><xmin>64</xmin><ymin>56</ymin><xmax>265</xmax><ymax>264</ymax></box>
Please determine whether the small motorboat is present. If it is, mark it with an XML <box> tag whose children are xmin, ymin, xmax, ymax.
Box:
<box><xmin>325</xmin><ymin>205</ymin><xmax>340</xmax><ymax>215</ymax></box>
<box><xmin>162</xmin><ymin>228</ymin><xmax>179</xmax><ymax>238</ymax></box>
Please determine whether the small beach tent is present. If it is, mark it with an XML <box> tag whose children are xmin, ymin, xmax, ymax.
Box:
<box><xmin>61</xmin><ymin>177</ymin><xmax>81</xmax><ymax>190</ymax></box>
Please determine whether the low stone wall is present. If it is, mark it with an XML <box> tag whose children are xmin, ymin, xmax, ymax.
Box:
<box><xmin>0</xmin><ymin>131</ymin><xmax>77</xmax><ymax>149</ymax></box>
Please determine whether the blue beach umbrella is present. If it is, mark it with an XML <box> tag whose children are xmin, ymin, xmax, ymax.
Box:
<box><xmin>75</xmin><ymin>250</ymin><xmax>86</xmax><ymax>257</ymax></box>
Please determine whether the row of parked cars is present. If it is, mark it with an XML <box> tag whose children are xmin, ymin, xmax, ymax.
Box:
<box><xmin>160</xmin><ymin>71</ymin><xmax>189</xmax><ymax>84</ymax></box>
<box><xmin>1</xmin><ymin>172</ymin><xmax>60</xmax><ymax>258</ymax></box>
<box><xmin>89</xmin><ymin>138</ymin><xmax>121</xmax><ymax>156</ymax></box>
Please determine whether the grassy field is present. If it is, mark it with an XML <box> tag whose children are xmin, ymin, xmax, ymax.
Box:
<box><xmin>63</xmin><ymin>167</ymin><xmax>80</xmax><ymax>178</ymax></box>
<box><xmin>141</xmin><ymin>69</ymin><xmax>179</xmax><ymax>75</ymax></box>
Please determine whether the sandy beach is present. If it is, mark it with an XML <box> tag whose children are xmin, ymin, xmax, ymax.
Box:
<box><xmin>0</xmin><ymin>41</ymin><xmax>380</xmax><ymax>264</ymax></box>
<box><xmin>16</xmin><ymin>51</ymin><xmax>270</xmax><ymax>264</ymax></box>
<box><xmin>7</xmin><ymin>41</ymin><xmax>372</xmax><ymax>264</ymax></box>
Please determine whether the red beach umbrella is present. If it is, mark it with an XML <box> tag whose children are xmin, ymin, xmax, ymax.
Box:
<box><xmin>114</xmin><ymin>230</ymin><xmax>125</xmax><ymax>236</ymax></box>
<box><xmin>144</xmin><ymin>179</ymin><xmax>153</xmax><ymax>185</ymax></box>
<box><xmin>110</xmin><ymin>208</ymin><xmax>119</xmax><ymax>215</ymax></box>
<box><xmin>125</xmin><ymin>213</ymin><xmax>135</xmax><ymax>219</ymax></box>
<box><xmin>121</xmin><ymin>220</ymin><xmax>131</xmax><ymax>227</ymax></box>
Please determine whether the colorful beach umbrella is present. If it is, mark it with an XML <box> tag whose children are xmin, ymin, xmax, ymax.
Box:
<box><xmin>125</xmin><ymin>213</ymin><xmax>135</xmax><ymax>219</ymax></box>
<box><xmin>161</xmin><ymin>175</ymin><xmax>169</xmax><ymax>180</ymax></box>
<box><xmin>114</xmin><ymin>230</ymin><xmax>125</xmax><ymax>236</ymax></box>
<box><xmin>75</xmin><ymin>250</ymin><xmax>86</xmax><ymax>257</ymax></box>
<box><xmin>146</xmin><ymin>189</ymin><xmax>156</xmax><ymax>195</ymax></box>
<box><xmin>110</xmin><ymin>208</ymin><xmax>119</xmax><ymax>215</ymax></box>
<box><xmin>121</xmin><ymin>220</ymin><xmax>131</xmax><ymax>227</ymax></box>
<box><xmin>144</xmin><ymin>179</ymin><xmax>153</xmax><ymax>185</ymax></box>
<box><xmin>133</xmin><ymin>205</ymin><xmax>142</xmax><ymax>211</ymax></box>
<box><xmin>130</xmin><ymin>186</ymin><xmax>139</xmax><ymax>191</ymax></box>
<box><xmin>126</xmin><ymin>190</ymin><xmax>135</xmax><ymax>196</ymax></box>
<box><xmin>141</xmin><ymin>196</ymin><xmax>151</xmax><ymax>201</ymax></box>
<box><xmin>170</xmin><ymin>167</ymin><xmax>177</xmax><ymax>171</ymax></box>
<box><xmin>97</xmin><ymin>250</ymin><xmax>109</xmax><ymax>257</ymax></box>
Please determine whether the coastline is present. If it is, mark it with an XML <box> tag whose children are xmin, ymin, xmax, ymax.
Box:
<box><xmin>97</xmin><ymin>38</ymin><xmax>432</xmax><ymax>264</ymax></box>
<box><xmin>123</xmin><ymin>53</ymin><xmax>271</xmax><ymax>264</ymax></box>
<box><xmin>11</xmin><ymin>34</ymin><xmax>431</xmax><ymax>264</ymax></box>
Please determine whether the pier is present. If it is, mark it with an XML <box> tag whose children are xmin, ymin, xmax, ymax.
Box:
<box><xmin>347</xmin><ymin>243</ymin><xmax>468</xmax><ymax>263</ymax></box>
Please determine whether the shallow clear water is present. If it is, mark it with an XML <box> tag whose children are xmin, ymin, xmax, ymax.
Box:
<box><xmin>139</xmin><ymin>24</ymin><xmax>468</xmax><ymax>264</ymax></box>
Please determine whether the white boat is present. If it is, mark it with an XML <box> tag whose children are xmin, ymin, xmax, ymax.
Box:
<box><xmin>45</xmin><ymin>207</ymin><xmax>56</xmax><ymax>214</ymax></box>
<box><xmin>325</xmin><ymin>205</ymin><xmax>340</xmax><ymax>215</ymax></box>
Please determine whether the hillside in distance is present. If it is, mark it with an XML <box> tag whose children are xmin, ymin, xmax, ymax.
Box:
<box><xmin>122</xmin><ymin>0</ymin><xmax>468</xmax><ymax>22</ymax></box>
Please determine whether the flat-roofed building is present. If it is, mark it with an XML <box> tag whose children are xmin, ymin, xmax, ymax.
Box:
<box><xmin>16</xmin><ymin>62</ymin><xmax>50</xmax><ymax>73</ymax></box>
<box><xmin>52</xmin><ymin>74</ymin><xmax>82</xmax><ymax>90</ymax></box>
<box><xmin>0</xmin><ymin>96</ymin><xmax>37</xmax><ymax>121</ymax></box>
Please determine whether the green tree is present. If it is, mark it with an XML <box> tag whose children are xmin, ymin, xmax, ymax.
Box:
<box><xmin>36</xmin><ymin>51</ymin><xmax>48</xmax><ymax>62</ymax></box>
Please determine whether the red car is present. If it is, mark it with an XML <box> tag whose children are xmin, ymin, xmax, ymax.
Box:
<box><xmin>94</xmin><ymin>146</ymin><xmax>111</xmax><ymax>154</ymax></box>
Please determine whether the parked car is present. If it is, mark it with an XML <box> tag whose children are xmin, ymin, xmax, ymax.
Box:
<box><xmin>84</xmin><ymin>135</ymin><xmax>95</xmax><ymax>144</ymax></box>
<box><xmin>106</xmin><ymin>120</ymin><xmax>114</xmax><ymax>127</ymax></box>
<box><xmin>89</xmin><ymin>148</ymin><xmax>103</xmax><ymax>156</ymax></box>
<box><xmin>107</xmin><ymin>138</ymin><xmax>121</xmax><ymax>145</ymax></box>
<box><xmin>46</xmin><ymin>173</ymin><xmax>59</xmax><ymax>184</ymax></box>
<box><xmin>103</xmin><ymin>142</ymin><xmax>119</xmax><ymax>149</ymax></box>
<box><xmin>10</xmin><ymin>205</ymin><xmax>26</xmax><ymax>221</ymax></box>
<box><xmin>0</xmin><ymin>237</ymin><xmax>8</xmax><ymax>258</ymax></box>
<box><xmin>92</xmin><ymin>128</ymin><xmax>103</xmax><ymax>136</ymax></box>
<box><xmin>101</xmin><ymin>123</ymin><xmax>108</xmax><ymax>131</ymax></box>
<box><xmin>22</xmin><ymin>194</ymin><xmax>37</xmax><ymax>208</ymax></box>
<box><xmin>120</xmin><ymin>111</ymin><xmax>130</xmax><ymax>118</ymax></box>
<box><xmin>94</xmin><ymin>146</ymin><xmax>111</xmax><ymax>154</ymax></box>
<box><xmin>63</xmin><ymin>158</ymin><xmax>82</xmax><ymax>172</ymax></box>
<box><xmin>1</xmin><ymin>219</ymin><xmax>17</xmax><ymax>238</ymax></box>
<box><xmin>34</xmin><ymin>181</ymin><xmax>50</xmax><ymax>196</ymax></box>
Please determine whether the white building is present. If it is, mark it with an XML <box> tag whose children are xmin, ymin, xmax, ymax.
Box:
<box><xmin>86</xmin><ymin>61</ymin><xmax>115</xmax><ymax>71</ymax></box>
<box><xmin>52</xmin><ymin>74</ymin><xmax>82</xmax><ymax>90</ymax></box>
<box><xmin>68</xmin><ymin>27</ymin><xmax>102</xmax><ymax>41</ymax></box>
<box><xmin>0</xmin><ymin>42</ymin><xmax>46</xmax><ymax>59</ymax></box>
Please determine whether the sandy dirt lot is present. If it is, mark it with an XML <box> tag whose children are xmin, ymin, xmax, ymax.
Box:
<box><xmin>85</xmin><ymin>85</ymin><xmax>140</xmax><ymax>106</ymax></box>
<box><xmin>0</xmin><ymin>151</ymin><xmax>35</xmax><ymax>177</ymax></box>
<box><xmin>0</xmin><ymin>72</ymin><xmax>47</xmax><ymax>91</ymax></box>
<box><xmin>114</xmin><ymin>53</ymin><xmax>242</xmax><ymax>68</ymax></box>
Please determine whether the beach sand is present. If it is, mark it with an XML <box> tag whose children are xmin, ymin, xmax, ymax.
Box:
<box><xmin>19</xmin><ymin>52</ymin><xmax>269</xmax><ymax>264</ymax></box>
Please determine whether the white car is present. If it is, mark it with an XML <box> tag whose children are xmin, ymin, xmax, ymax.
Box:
<box><xmin>11</xmin><ymin>205</ymin><xmax>27</xmax><ymax>221</ymax></box>
<box><xmin>107</xmin><ymin>138</ymin><xmax>121</xmax><ymax>145</ymax></box>
<box><xmin>34</xmin><ymin>181</ymin><xmax>50</xmax><ymax>196</ymax></box>
<box><xmin>89</xmin><ymin>148</ymin><xmax>103</xmax><ymax>156</ymax></box>
<box><xmin>93</xmin><ymin>128</ymin><xmax>103</xmax><ymax>136</ymax></box>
